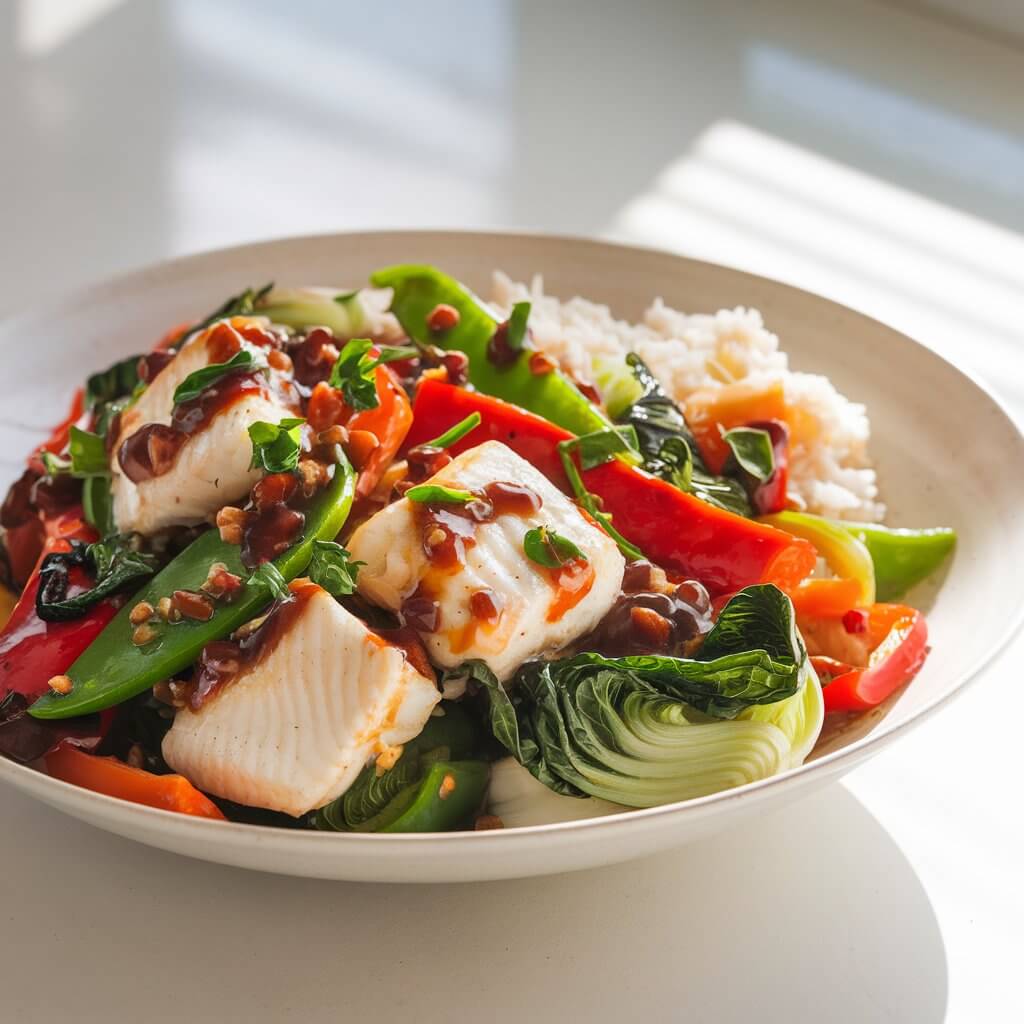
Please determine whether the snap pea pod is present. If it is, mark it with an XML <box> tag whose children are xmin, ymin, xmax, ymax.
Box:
<box><xmin>369</xmin><ymin>264</ymin><xmax>611</xmax><ymax>437</ymax></box>
<box><xmin>839</xmin><ymin>521</ymin><xmax>956</xmax><ymax>601</ymax></box>
<box><xmin>30</xmin><ymin>457</ymin><xmax>356</xmax><ymax>720</ymax></box>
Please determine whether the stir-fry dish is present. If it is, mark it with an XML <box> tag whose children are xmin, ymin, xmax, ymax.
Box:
<box><xmin>0</xmin><ymin>267</ymin><xmax>956</xmax><ymax>830</ymax></box>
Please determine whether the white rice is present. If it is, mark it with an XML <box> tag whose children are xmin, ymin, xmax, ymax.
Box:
<box><xmin>490</xmin><ymin>272</ymin><xmax>883</xmax><ymax>522</ymax></box>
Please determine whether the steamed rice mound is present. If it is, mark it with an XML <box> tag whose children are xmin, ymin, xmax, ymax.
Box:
<box><xmin>490</xmin><ymin>272</ymin><xmax>883</xmax><ymax>523</ymax></box>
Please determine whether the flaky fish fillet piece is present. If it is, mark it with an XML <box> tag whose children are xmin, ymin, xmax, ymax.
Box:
<box><xmin>110</xmin><ymin>317</ymin><xmax>297</xmax><ymax>535</ymax></box>
<box><xmin>348</xmin><ymin>441</ymin><xmax>625</xmax><ymax>681</ymax></box>
<box><xmin>162</xmin><ymin>582</ymin><xmax>440</xmax><ymax>816</ymax></box>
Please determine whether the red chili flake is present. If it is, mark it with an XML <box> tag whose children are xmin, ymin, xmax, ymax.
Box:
<box><xmin>427</xmin><ymin>304</ymin><xmax>460</xmax><ymax>332</ymax></box>
<box><xmin>842</xmin><ymin>608</ymin><xmax>869</xmax><ymax>634</ymax></box>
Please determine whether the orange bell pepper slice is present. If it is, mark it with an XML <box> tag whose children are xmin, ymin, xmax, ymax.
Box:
<box><xmin>46</xmin><ymin>744</ymin><xmax>225</xmax><ymax>820</ymax></box>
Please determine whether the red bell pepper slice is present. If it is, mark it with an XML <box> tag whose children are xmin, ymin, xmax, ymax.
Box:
<box><xmin>404</xmin><ymin>380</ymin><xmax>817</xmax><ymax>595</ymax></box>
<box><xmin>0</xmin><ymin>512</ymin><xmax>116</xmax><ymax>701</ymax></box>
<box><xmin>45</xmin><ymin>743</ymin><xmax>225</xmax><ymax>819</ymax></box>
<box><xmin>819</xmin><ymin>603</ymin><xmax>929</xmax><ymax>713</ymax></box>
<box><xmin>348</xmin><ymin>365</ymin><xmax>414</xmax><ymax>498</ymax></box>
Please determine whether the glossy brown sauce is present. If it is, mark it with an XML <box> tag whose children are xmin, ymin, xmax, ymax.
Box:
<box><xmin>582</xmin><ymin>560</ymin><xmax>714</xmax><ymax>657</ymax></box>
<box><xmin>185</xmin><ymin>579</ymin><xmax>319</xmax><ymax>710</ymax></box>
<box><xmin>241</xmin><ymin>505</ymin><xmax>305</xmax><ymax>567</ymax></box>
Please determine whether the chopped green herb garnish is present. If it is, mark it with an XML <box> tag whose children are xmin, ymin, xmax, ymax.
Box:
<box><xmin>424</xmin><ymin>412</ymin><xmax>482</xmax><ymax>449</ymax></box>
<box><xmin>405</xmin><ymin>484</ymin><xmax>476</xmax><ymax>505</ymax></box>
<box><xmin>247</xmin><ymin>561</ymin><xmax>290</xmax><ymax>601</ymax></box>
<box><xmin>523</xmin><ymin>526</ymin><xmax>588</xmax><ymax>569</ymax></box>
<box><xmin>172</xmin><ymin>347</ymin><xmax>267</xmax><ymax>405</ymax></box>
<box><xmin>248</xmin><ymin>417</ymin><xmax>305</xmax><ymax>474</ymax></box>
<box><xmin>328</xmin><ymin>339</ymin><xmax>418</xmax><ymax>412</ymax></box>
<box><xmin>722</xmin><ymin>427</ymin><xmax>775</xmax><ymax>482</ymax></box>
<box><xmin>308</xmin><ymin>540</ymin><xmax>364</xmax><ymax>598</ymax></box>
<box><xmin>557</xmin><ymin>439</ymin><xmax>644</xmax><ymax>560</ymax></box>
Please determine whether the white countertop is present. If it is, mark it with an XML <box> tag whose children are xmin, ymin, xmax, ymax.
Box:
<box><xmin>2</xmin><ymin>2</ymin><xmax>1023</xmax><ymax>1020</ymax></box>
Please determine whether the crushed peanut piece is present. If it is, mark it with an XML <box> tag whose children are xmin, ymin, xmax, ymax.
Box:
<box><xmin>316</xmin><ymin>425</ymin><xmax>348</xmax><ymax>447</ymax></box>
<box><xmin>438</xmin><ymin>772</ymin><xmax>457</xmax><ymax>800</ymax></box>
<box><xmin>47</xmin><ymin>674</ymin><xmax>73</xmax><ymax>695</ymax></box>
<box><xmin>425</xmin><ymin>527</ymin><xmax>447</xmax><ymax>549</ymax></box>
<box><xmin>132</xmin><ymin>623</ymin><xmax>158</xmax><ymax>646</ymax></box>
<box><xmin>129</xmin><ymin>601</ymin><xmax>154</xmax><ymax>625</ymax></box>
<box><xmin>266</xmin><ymin>348</ymin><xmax>293</xmax><ymax>373</ymax></box>
<box><xmin>126</xmin><ymin>744</ymin><xmax>145</xmax><ymax>769</ymax></box>
<box><xmin>171</xmin><ymin>589</ymin><xmax>214</xmax><ymax>622</ymax></box>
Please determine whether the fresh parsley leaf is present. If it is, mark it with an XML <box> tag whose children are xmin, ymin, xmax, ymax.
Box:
<box><xmin>523</xmin><ymin>526</ymin><xmax>587</xmax><ymax>568</ymax></box>
<box><xmin>327</xmin><ymin>340</ymin><xmax>417</xmax><ymax>412</ymax></box>
<box><xmin>308</xmin><ymin>540</ymin><xmax>363</xmax><ymax>598</ymax></box>
<box><xmin>68</xmin><ymin>427</ymin><xmax>109</xmax><ymax>477</ymax></box>
<box><xmin>557</xmin><ymin>439</ymin><xmax>644</xmax><ymax>560</ymax></box>
<box><xmin>573</xmin><ymin>425</ymin><xmax>642</xmax><ymax>470</ymax></box>
<box><xmin>722</xmin><ymin>427</ymin><xmax>775</xmax><ymax>482</ymax></box>
<box><xmin>172</xmin><ymin>347</ymin><xmax>267</xmax><ymax>405</ymax></box>
<box><xmin>247</xmin><ymin>562</ymin><xmax>290</xmax><ymax>601</ymax></box>
<box><xmin>248</xmin><ymin>417</ymin><xmax>305</xmax><ymax>474</ymax></box>
<box><xmin>424</xmin><ymin>412</ymin><xmax>482</xmax><ymax>449</ymax></box>
<box><xmin>505</xmin><ymin>301</ymin><xmax>531</xmax><ymax>352</ymax></box>
<box><xmin>405</xmin><ymin>484</ymin><xmax>476</xmax><ymax>505</ymax></box>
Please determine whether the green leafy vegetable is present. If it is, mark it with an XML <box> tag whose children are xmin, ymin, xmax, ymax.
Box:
<box><xmin>178</xmin><ymin>283</ymin><xmax>273</xmax><ymax>348</ymax></box>
<box><xmin>504</xmin><ymin>301</ymin><xmax>531</xmax><ymax>353</ymax></box>
<box><xmin>254</xmin><ymin>285</ymin><xmax>364</xmax><ymax>336</ymax></box>
<box><xmin>172</xmin><ymin>347</ymin><xmax>267</xmax><ymax>405</ymax></box>
<box><xmin>723</xmin><ymin>427</ymin><xmax>775</xmax><ymax>481</ymax></box>
<box><xmin>424</xmin><ymin>412</ymin><xmax>482</xmax><ymax>449</ymax></box>
<box><xmin>82</xmin><ymin>477</ymin><xmax>114</xmax><ymax>536</ymax></box>
<box><xmin>466</xmin><ymin>584</ymin><xmax>821</xmax><ymax>806</ymax></box>
<box><xmin>35</xmin><ymin>536</ymin><xmax>160</xmax><ymax>622</ymax></box>
<box><xmin>307</xmin><ymin>540</ymin><xmax>363</xmax><ymax>598</ymax></box>
<box><xmin>247</xmin><ymin>561</ymin><xmax>290</xmax><ymax>601</ymax></box>
<box><xmin>405</xmin><ymin>484</ymin><xmax>476</xmax><ymax>505</ymax></box>
<box><xmin>248</xmin><ymin>417</ymin><xmax>305</xmax><ymax>474</ymax></box>
<box><xmin>557</xmin><ymin>439</ymin><xmax>643</xmax><ymax>560</ymax></box>
<box><xmin>617</xmin><ymin>354</ymin><xmax>751</xmax><ymax>515</ymax></box>
<box><xmin>573</xmin><ymin>425</ymin><xmax>642</xmax><ymax>470</ymax></box>
<box><xmin>311</xmin><ymin>705</ymin><xmax>486</xmax><ymax>833</ymax></box>
<box><xmin>523</xmin><ymin>526</ymin><xmax>587</xmax><ymax>569</ymax></box>
<box><xmin>86</xmin><ymin>354</ymin><xmax>141</xmax><ymax>411</ymax></box>
<box><xmin>327</xmin><ymin>339</ymin><xmax>417</xmax><ymax>412</ymax></box>
<box><xmin>69</xmin><ymin>427</ymin><xmax>109</xmax><ymax>477</ymax></box>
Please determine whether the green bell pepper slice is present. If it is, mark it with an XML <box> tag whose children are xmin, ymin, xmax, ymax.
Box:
<box><xmin>30</xmin><ymin>456</ymin><xmax>356</xmax><ymax>720</ymax></box>
<box><xmin>372</xmin><ymin>760</ymin><xmax>490</xmax><ymax>833</ymax></box>
<box><xmin>369</xmin><ymin>264</ymin><xmax>611</xmax><ymax>437</ymax></box>
<box><xmin>311</xmin><ymin>704</ymin><xmax>489</xmax><ymax>833</ymax></box>
<box><xmin>839</xmin><ymin>521</ymin><xmax>956</xmax><ymax>601</ymax></box>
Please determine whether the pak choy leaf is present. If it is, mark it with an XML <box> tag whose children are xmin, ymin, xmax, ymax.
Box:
<box><xmin>617</xmin><ymin>354</ymin><xmax>751</xmax><ymax>516</ymax></box>
<box><xmin>36</xmin><ymin>536</ymin><xmax>160</xmax><ymax>622</ymax></box>
<box><xmin>86</xmin><ymin>354</ymin><xmax>142</xmax><ymax>411</ymax></box>
<box><xmin>469</xmin><ymin>584</ymin><xmax>810</xmax><ymax>805</ymax></box>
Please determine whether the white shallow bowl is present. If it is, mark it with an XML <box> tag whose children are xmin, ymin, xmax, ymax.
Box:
<box><xmin>1</xmin><ymin>231</ymin><xmax>1022</xmax><ymax>883</ymax></box>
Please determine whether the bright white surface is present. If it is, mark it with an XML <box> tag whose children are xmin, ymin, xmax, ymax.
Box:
<box><xmin>1</xmin><ymin>2</ymin><xmax>1023</xmax><ymax>1021</ymax></box>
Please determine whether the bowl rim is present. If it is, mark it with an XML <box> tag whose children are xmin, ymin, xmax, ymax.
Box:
<box><xmin>2</xmin><ymin>227</ymin><xmax>1022</xmax><ymax>846</ymax></box>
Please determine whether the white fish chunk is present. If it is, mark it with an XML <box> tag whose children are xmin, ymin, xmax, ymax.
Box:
<box><xmin>347</xmin><ymin>440</ymin><xmax>625</xmax><ymax>681</ymax></box>
<box><xmin>110</xmin><ymin>318</ymin><xmax>298</xmax><ymax>535</ymax></box>
<box><xmin>162</xmin><ymin>581</ymin><xmax>440</xmax><ymax>816</ymax></box>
